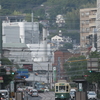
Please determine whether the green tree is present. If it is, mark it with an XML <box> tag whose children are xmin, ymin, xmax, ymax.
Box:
<box><xmin>64</xmin><ymin>55</ymin><xmax>87</xmax><ymax>81</ymax></box>
<box><xmin>0</xmin><ymin>58</ymin><xmax>15</xmax><ymax>88</ymax></box>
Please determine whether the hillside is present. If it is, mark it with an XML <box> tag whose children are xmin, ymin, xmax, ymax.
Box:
<box><xmin>0</xmin><ymin>0</ymin><xmax>97</xmax><ymax>43</ymax></box>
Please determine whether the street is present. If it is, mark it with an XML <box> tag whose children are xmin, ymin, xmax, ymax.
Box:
<box><xmin>24</xmin><ymin>92</ymin><xmax>55</xmax><ymax>100</ymax></box>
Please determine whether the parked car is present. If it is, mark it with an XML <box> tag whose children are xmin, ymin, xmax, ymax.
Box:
<box><xmin>87</xmin><ymin>91</ymin><xmax>97</xmax><ymax>100</ymax></box>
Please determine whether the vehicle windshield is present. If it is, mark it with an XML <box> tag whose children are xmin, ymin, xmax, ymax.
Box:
<box><xmin>59</xmin><ymin>86</ymin><xmax>65</xmax><ymax>91</ymax></box>
<box><xmin>32</xmin><ymin>91</ymin><xmax>37</xmax><ymax>93</ymax></box>
<box><xmin>89</xmin><ymin>92</ymin><xmax>96</xmax><ymax>95</ymax></box>
<box><xmin>38</xmin><ymin>85</ymin><xmax>44</xmax><ymax>88</ymax></box>
<box><xmin>70</xmin><ymin>91</ymin><xmax>75</xmax><ymax>95</ymax></box>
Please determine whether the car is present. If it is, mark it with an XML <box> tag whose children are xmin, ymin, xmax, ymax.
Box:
<box><xmin>44</xmin><ymin>87</ymin><xmax>49</xmax><ymax>92</ymax></box>
<box><xmin>87</xmin><ymin>91</ymin><xmax>97</xmax><ymax>100</ymax></box>
<box><xmin>30</xmin><ymin>89</ymin><xmax>38</xmax><ymax>97</ymax></box>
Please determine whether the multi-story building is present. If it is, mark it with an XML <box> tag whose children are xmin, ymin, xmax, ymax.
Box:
<box><xmin>96</xmin><ymin>0</ymin><xmax>100</xmax><ymax>51</ymax></box>
<box><xmin>80</xmin><ymin>8</ymin><xmax>97</xmax><ymax>55</ymax></box>
<box><xmin>2</xmin><ymin>20</ymin><xmax>40</xmax><ymax>44</ymax></box>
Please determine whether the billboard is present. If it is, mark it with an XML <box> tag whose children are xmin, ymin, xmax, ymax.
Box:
<box><xmin>23</xmin><ymin>64</ymin><xmax>33</xmax><ymax>72</ymax></box>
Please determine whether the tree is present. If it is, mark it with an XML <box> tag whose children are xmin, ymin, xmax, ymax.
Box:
<box><xmin>0</xmin><ymin>58</ymin><xmax>15</xmax><ymax>88</ymax></box>
<box><xmin>64</xmin><ymin>55</ymin><xmax>87</xmax><ymax>81</ymax></box>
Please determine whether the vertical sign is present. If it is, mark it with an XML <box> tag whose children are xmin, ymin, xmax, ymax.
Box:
<box><xmin>53</xmin><ymin>67</ymin><xmax>56</xmax><ymax>82</ymax></box>
<box><xmin>10</xmin><ymin>81</ymin><xmax>14</xmax><ymax>92</ymax></box>
<box><xmin>79</xmin><ymin>83</ymin><xmax>83</xmax><ymax>91</ymax></box>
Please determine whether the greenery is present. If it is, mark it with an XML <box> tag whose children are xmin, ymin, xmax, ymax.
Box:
<box><xmin>64</xmin><ymin>51</ymin><xmax>100</xmax><ymax>86</ymax></box>
<box><xmin>0</xmin><ymin>58</ymin><xmax>16</xmax><ymax>88</ymax></box>
<box><xmin>0</xmin><ymin>0</ymin><xmax>96</xmax><ymax>44</ymax></box>
<box><xmin>64</xmin><ymin>55</ymin><xmax>87</xmax><ymax>81</ymax></box>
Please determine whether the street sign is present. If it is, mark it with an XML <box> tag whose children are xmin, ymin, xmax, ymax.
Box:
<box><xmin>16</xmin><ymin>69</ymin><xmax>29</xmax><ymax>78</ymax></box>
<box><xmin>6</xmin><ymin>72</ymin><xmax>10</xmax><ymax>75</ymax></box>
<box><xmin>6</xmin><ymin>67</ymin><xmax>10</xmax><ymax>72</ymax></box>
<box><xmin>12</xmin><ymin>67</ymin><xmax>17</xmax><ymax>72</ymax></box>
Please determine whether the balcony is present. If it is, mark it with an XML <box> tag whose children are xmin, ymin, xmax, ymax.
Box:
<box><xmin>89</xmin><ymin>22</ymin><xmax>96</xmax><ymax>27</ymax></box>
<box><xmin>89</xmin><ymin>15</ymin><xmax>96</xmax><ymax>19</ymax></box>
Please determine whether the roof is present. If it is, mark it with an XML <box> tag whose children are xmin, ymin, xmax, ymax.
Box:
<box><xmin>3</xmin><ymin>43</ymin><xmax>27</xmax><ymax>48</ymax></box>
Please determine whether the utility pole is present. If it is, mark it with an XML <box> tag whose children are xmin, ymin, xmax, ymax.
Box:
<box><xmin>0</xmin><ymin>19</ymin><xmax>2</xmax><ymax>59</ymax></box>
<box><xmin>58</xmin><ymin>57</ymin><xmax>61</xmax><ymax>80</ymax></box>
<box><xmin>48</xmin><ymin>63</ymin><xmax>49</xmax><ymax>87</ymax></box>
<box><xmin>31</xmin><ymin>12</ymin><xmax>34</xmax><ymax>44</ymax></box>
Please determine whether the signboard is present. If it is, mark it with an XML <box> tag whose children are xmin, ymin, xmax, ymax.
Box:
<box><xmin>6</xmin><ymin>67</ymin><xmax>11</xmax><ymax>75</ymax></box>
<box><xmin>53</xmin><ymin>67</ymin><xmax>56</xmax><ymax>82</ymax></box>
<box><xmin>79</xmin><ymin>83</ymin><xmax>82</xmax><ymax>91</ymax></box>
<box><xmin>16</xmin><ymin>69</ymin><xmax>29</xmax><ymax>78</ymax></box>
<box><xmin>10</xmin><ymin>81</ymin><xmax>14</xmax><ymax>92</ymax></box>
<box><xmin>0</xmin><ymin>77</ymin><xmax>3</xmax><ymax>83</ymax></box>
<box><xmin>23</xmin><ymin>64</ymin><xmax>33</xmax><ymax>72</ymax></box>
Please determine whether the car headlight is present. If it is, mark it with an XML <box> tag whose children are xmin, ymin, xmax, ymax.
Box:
<box><xmin>61</xmin><ymin>94</ymin><xmax>64</xmax><ymax>97</ymax></box>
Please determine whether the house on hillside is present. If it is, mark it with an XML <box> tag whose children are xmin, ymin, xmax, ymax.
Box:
<box><xmin>51</xmin><ymin>35</ymin><xmax>72</xmax><ymax>50</ymax></box>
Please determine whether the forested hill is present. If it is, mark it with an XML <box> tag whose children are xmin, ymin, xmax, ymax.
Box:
<box><xmin>0</xmin><ymin>0</ymin><xmax>96</xmax><ymax>15</ymax></box>
<box><xmin>0</xmin><ymin>0</ymin><xmax>97</xmax><ymax>43</ymax></box>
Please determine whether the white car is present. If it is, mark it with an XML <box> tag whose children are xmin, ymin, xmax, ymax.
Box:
<box><xmin>44</xmin><ymin>87</ymin><xmax>49</xmax><ymax>92</ymax></box>
<box><xmin>87</xmin><ymin>91</ymin><xmax>97</xmax><ymax>100</ymax></box>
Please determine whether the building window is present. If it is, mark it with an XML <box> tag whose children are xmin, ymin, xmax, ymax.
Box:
<box><xmin>86</xmin><ymin>20</ymin><xmax>89</xmax><ymax>24</ymax></box>
<box><xmin>81</xmin><ymin>13</ymin><xmax>84</xmax><ymax>17</ymax></box>
<box><xmin>85</xmin><ymin>12</ymin><xmax>89</xmax><ymax>16</ymax></box>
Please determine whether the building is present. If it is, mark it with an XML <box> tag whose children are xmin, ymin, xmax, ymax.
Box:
<box><xmin>3</xmin><ymin>43</ymin><xmax>32</xmax><ymax>66</ymax></box>
<box><xmin>51</xmin><ymin>35</ymin><xmax>72</xmax><ymax>50</ymax></box>
<box><xmin>2</xmin><ymin>20</ymin><xmax>40</xmax><ymax>44</ymax></box>
<box><xmin>52</xmin><ymin>50</ymin><xmax>80</xmax><ymax>82</ymax></box>
<box><xmin>96</xmin><ymin>0</ymin><xmax>100</xmax><ymax>51</ymax></box>
<box><xmin>80</xmin><ymin>8</ymin><xmax>97</xmax><ymax>55</ymax></box>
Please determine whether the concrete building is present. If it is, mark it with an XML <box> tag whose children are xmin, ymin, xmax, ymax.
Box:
<box><xmin>80</xmin><ymin>8</ymin><xmax>97</xmax><ymax>55</ymax></box>
<box><xmin>96</xmin><ymin>0</ymin><xmax>100</xmax><ymax>51</ymax></box>
<box><xmin>2</xmin><ymin>20</ymin><xmax>40</xmax><ymax>44</ymax></box>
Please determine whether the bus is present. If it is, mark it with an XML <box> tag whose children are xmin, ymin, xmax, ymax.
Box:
<box><xmin>35</xmin><ymin>82</ymin><xmax>45</xmax><ymax>93</ymax></box>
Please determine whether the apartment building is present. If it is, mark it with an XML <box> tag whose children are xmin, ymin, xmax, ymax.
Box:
<box><xmin>80</xmin><ymin>8</ymin><xmax>97</xmax><ymax>55</ymax></box>
<box><xmin>96</xmin><ymin>0</ymin><xmax>100</xmax><ymax>51</ymax></box>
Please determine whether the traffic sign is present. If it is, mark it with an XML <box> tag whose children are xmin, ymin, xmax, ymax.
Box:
<box><xmin>16</xmin><ymin>69</ymin><xmax>29</xmax><ymax>78</ymax></box>
<box><xmin>12</xmin><ymin>67</ymin><xmax>17</xmax><ymax>72</ymax></box>
<box><xmin>6</xmin><ymin>67</ymin><xmax>10</xmax><ymax>72</ymax></box>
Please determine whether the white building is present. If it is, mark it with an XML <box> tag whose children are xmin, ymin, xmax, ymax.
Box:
<box><xmin>51</xmin><ymin>35</ymin><xmax>63</xmax><ymax>42</ymax></box>
<box><xmin>2</xmin><ymin>20</ymin><xmax>40</xmax><ymax>44</ymax></box>
<box><xmin>96</xmin><ymin>0</ymin><xmax>100</xmax><ymax>51</ymax></box>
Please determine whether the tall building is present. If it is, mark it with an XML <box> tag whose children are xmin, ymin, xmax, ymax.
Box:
<box><xmin>96</xmin><ymin>0</ymin><xmax>100</xmax><ymax>51</ymax></box>
<box><xmin>80</xmin><ymin>8</ymin><xmax>97</xmax><ymax>55</ymax></box>
<box><xmin>2</xmin><ymin>20</ymin><xmax>40</xmax><ymax>44</ymax></box>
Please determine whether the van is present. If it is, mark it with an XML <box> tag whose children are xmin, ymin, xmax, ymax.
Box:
<box><xmin>0</xmin><ymin>90</ymin><xmax>9</xmax><ymax>100</ymax></box>
<box><xmin>30</xmin><ymin>89</ymin><xmax>38</xmax><ymax>97</ymax></box>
